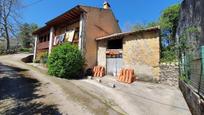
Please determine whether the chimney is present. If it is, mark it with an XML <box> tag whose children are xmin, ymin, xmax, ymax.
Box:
<box><xmin>103</xmin><ymin>1</ymin><xmax>110</xmax><ymax>9</ymax></box>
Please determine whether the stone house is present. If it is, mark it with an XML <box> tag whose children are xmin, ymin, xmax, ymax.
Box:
<box><xmin>33</xmin><ymin>3</ymin><xmax>121</xmax><ymax>68</ymax></box>
<box><xmin>96</xmin><ymin>27</ymin><xmax>160</xmax><ymax>81</ymax></box>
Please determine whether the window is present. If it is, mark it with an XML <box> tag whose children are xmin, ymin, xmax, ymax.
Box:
<box><xmin>38</xmin><ymin>33</ymin><xmax>50</xmax><ymax>43</ymax></box>
<box><xmin>39</xmin><ymin>36</ymin><xmax>43</xmax><ymax>43</ymax></box>
<box><xmin>107</xmin><ymin>39</ymin><xmax>123</xmax><ymax>49</ymax></box>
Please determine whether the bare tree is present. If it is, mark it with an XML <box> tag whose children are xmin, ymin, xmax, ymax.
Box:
<box><xmin>0</xmin><ymin>0</ymin><xmax>3</xmax><ymax>38</ymax></box>
<box><xmin>0</xmin><ymin>0</ymin><xmax>21</xmax><ymax>49</ymax></box>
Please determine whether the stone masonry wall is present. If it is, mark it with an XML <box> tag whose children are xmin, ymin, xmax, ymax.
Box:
<box><xmin>159</xmin><ymin>63</ymin><xmax>179</xmax><ymax>87</ymax></box>
<box><xmin>123</xmin><ymin>31</ymin><xmax>160</xmax><ymax>81</ymax></box>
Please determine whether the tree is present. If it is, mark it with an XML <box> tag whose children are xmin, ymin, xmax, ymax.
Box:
<box><xmin>0</xmin><ymin>2</ymin><xmax>2</xmax><ymax>38</ymax></box>
<box><xmin>146</xmin><ymin>21</ymin><xmax>159</xmax><ymax>28</ymax></box>
<box><xmin>131</xmin><ymin>23</ymin><xmax>146</xmax><ymax>31</ymax></box>
<box><xmin>160</xmin><ymin>4</ymin><xmax>180</xmax><ymax>44</ymax></box>
<box><xmin>18</xmin><ymin>23</ymin><xmax>38</xmax><ymax>48</ymax></box>
<box><xmin>159</xmin><ymin>4</ymin><xmax>181</xmax><ymax>62</ymax></box>
<box><xmin>131</xmin><ymin>21</ymin><xmax>159</xmax><ymax>31</ymax></box>
<box><xmin>0</xmin><ymin>0</ymin><xmax>21</xmax><ymax>50</ymax></box>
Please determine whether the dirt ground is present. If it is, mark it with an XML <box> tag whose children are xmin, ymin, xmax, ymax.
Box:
<box><xmin>0</xmin><ymin>54</ymin><xmax>192</xmax><ymax>115</ymax></box>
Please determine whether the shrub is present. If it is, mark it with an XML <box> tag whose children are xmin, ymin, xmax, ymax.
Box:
<box><xmin>0</xmin><ymin>48</ymin><xmax>18</xmax><ymax>55</ymax></box>
<box><xmin>160</xmin><ymin>50</ymin><xmax>177</xmax><ymax>62</ymax></box>
<box><xmin>161</xmin><ymin>46</ymin><xmax>177</xmax><ymax>62</ymax></box>
<box><xmin>19</xmin><ymin>47</ymin><xmax>32</xmax><ymax>53</ymax></box>
<box><xmin>48</xmin><ymin>43</ymin><xmax>85</xmax><ymax>79</ymax></box>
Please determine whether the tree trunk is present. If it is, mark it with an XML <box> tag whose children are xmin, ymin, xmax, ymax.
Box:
<box><xmin>4</xmin><ymin>23</ymin><xmax>10</xmax><ymax>50</ymax></box>
<box><xmin>6</xmin><ymin>36</ymin><xmax>10</xmax><ymax>50</ymax></box>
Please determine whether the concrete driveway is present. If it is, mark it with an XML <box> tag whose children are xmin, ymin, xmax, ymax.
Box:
<box><xmin>0</xmin><ymin>54</ymin><xmax>191</xmax><ymax>115</ymax></box>
<box><xmin>80</xmin><ymin>76</ymin><xmax>191</xmax><ymax>115</ymax></box>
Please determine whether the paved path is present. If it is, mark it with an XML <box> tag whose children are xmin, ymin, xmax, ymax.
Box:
<box><xmin>0</xmin><ymin>63</ymin><xmax>61</xmax><ymax>115</ymax></box>
<box><xmin>0</xmin><ymin>54</ymin><xmax>121</xmax><ymax>115</ymax></box>
<box><xmin>0</xmin><ymin>54</ymin><xmax>192</xmax><ymax>115</ymax></box>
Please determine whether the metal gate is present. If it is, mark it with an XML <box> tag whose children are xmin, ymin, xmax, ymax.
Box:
<box><xmin>106</xmin><ymin>57</ymin><xmax>123</xmax><ymax>76</ymax></box>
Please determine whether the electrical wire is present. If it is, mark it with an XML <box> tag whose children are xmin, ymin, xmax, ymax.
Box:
<box><xmin>22</xmin><ymin>0</ymin><xmax>45</xmax><ymax>8</ymax></box>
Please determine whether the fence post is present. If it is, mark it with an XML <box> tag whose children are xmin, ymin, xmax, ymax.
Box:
<box><xmin>199</xmin><ymin>46</ymin><xmax>204</xmax><ymax>93</ymax></box>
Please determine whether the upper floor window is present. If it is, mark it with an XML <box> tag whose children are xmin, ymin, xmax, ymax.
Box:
<box><xmin>39</xmin><ymin>33</ymin><xmax>50</xmax><ymax>43</ymax></box>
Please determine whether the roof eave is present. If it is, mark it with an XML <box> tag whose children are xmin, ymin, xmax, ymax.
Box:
<box><xmin>96</xmin><ymin>26</ymin><xmax>160</xmax><ymax>41</ymax></box>
<box><xmin>45</xmin><ymin>5</ymin><xmax>86</xmax><ymax>26</ymax></box>
<box><xmin>33</xmin><ymin>5</ymin><xmax>87</xmax><ymax>35</ymax></box>
<box><xmin>32</xmin><ymin>26</ymin><xmax>50</xmax><ymax>35</ymax></box>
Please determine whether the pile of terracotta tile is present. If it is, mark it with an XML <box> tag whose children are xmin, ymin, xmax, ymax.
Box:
<box><xmin>93</xmin><ymin>66</ymin><xmax>105</xmax><ymax>77</ymax></box>
<box><xmin>118</xmin><ymin>69</ymin><xmax>136</xmax><ymax>84</ymax></box>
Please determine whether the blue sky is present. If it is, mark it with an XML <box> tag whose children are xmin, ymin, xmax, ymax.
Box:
<box><xmin>21</xmin><ymin>0</ymin><xmax>180</xmax><ymax>31</ymax></box>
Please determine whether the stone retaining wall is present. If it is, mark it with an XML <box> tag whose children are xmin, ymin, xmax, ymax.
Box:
<box><xmin>159</xmin><ymin>63</ymin><xmax>179</xmax><ymax>87</ymax></box>
<box><xmin>179</xmin><ymin>81</ymin><xmax>204</xmax><ymax>115</ymax></box>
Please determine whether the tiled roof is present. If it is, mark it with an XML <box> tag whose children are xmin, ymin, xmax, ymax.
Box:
<box><xmin>96</xmin><ymin>26</ymin><xmax>160</xmax><ymax>41</ymax></box>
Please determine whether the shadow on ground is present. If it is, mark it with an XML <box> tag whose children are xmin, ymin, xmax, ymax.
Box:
<box><xmin>0</xmin><ymin>63</ymin><xmax>61</xmax><ymax>115</ymax></box>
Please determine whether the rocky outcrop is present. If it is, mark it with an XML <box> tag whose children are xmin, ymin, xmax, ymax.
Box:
<box><xmin>177</xmin><ymin>1</ymin><xmax>204</xmax><ymax>115</ymax></box>
<box><xmin>177</xmin><ymin>0</ymin><xmax>204</xmax><ymax>59</ymax></box>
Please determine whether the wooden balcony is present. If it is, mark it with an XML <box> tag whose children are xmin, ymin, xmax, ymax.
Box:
<box><xmin>37</xmin><ymin>41</ymin><xmax>49</xmax><ymax>50</ymax></box>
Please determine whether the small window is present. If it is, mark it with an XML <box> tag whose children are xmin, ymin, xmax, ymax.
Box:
<box><xmin>107</xmin><ymin>39</ymin><xmax>123</xmax><ymax>49</ymax></box>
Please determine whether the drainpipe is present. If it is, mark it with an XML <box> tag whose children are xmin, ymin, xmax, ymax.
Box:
<box><xmin>33</xmin><ymin>35</ymin><xmax>38</xmax><ymax>62</ymax></box>
<box><xmin>49</xmin><ymin>27</ymin><xmax>54</xmax><ymax>54</ymax></box>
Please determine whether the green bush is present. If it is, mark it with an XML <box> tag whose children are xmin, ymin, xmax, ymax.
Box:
<box><xmin>48</xmin><ymin>43</ymin><xmax>85</xmax><ymax>79</ymax></box>
<box><xmin>179</xmin><ymin>73</ymin><xmax>191</xmax><ymax>84</ymax></box>
<box><xmin>19</xmin><ymin>47</ymin><xmax>32</xmax><ymax>53</ymax></box>
<box><xmin>161</xmin><ymin>50</ymin><xmax>177</xmax><ymax>62</ymax></box>
<box><xmin>161</xmin><ymin>46</ymin><xmax>177</xmax><ymax>62</ymax></box>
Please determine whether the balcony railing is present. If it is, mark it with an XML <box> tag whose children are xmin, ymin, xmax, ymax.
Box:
<box><xmin>37</xmin><ymin>41</ymin><xmax>49</xmax><ymax>50</ymax></box>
